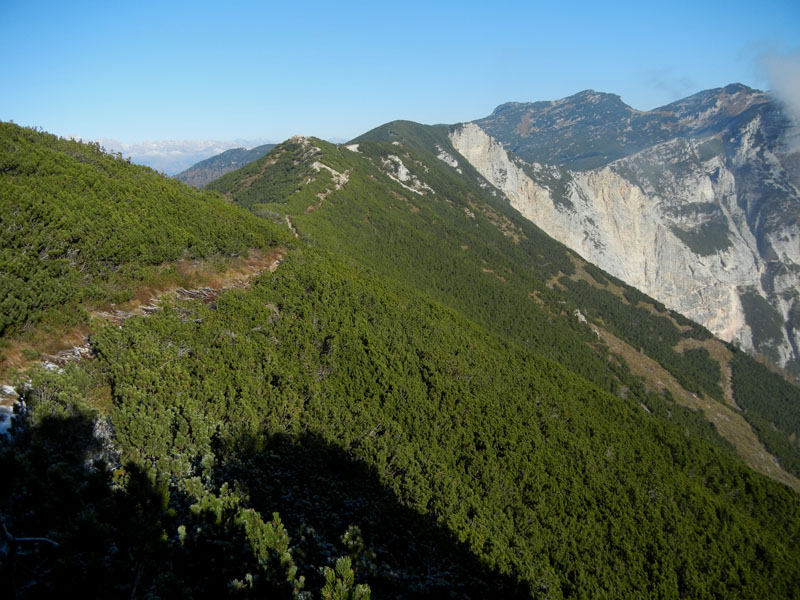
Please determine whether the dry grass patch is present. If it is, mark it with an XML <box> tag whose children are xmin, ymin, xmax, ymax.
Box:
<box><xmin>595</xmin><ymin>323</ymin><xmax>800</xmax><ymax>492</ymax></box>
<box><xmin>0</xmin><ymin>248</ymin><xmax>286</xmax><ymax>384</ymax></box>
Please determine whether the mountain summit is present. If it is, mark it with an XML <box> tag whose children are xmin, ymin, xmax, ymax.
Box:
<box><xmin>475</xmin><ymin>84</ymin><xmax>769</xmax><ymax>170</ymax></box>
<box><xmin>456</xmin><ymin>84</ymin><xmax>799</xmax><ymax>380</ymax></box>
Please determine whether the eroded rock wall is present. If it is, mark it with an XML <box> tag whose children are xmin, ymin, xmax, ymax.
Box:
<box><xmin>451</xmin><ymin>121</ymin><xmax>800</xmax><ymax>373</ymax></box>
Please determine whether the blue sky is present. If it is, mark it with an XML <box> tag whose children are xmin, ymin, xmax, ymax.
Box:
<box><xmin>2</xmin><ymin>0</ymin><xmax>799</xmax><ymax>167</ymax></box>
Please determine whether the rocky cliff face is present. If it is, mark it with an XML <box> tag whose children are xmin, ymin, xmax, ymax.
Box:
<box><xmin>451</xmin><ymin>88</ymin><xmax>800</xmax><ymax>376</ymax></box>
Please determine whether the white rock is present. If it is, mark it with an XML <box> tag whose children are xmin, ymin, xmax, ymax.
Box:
<box><xmin>381</xmin><ymin>155</ymin><xmax>434</xmax><ymax>195</ymax></box>
<box><xmin>435</xmin><ymin>144</ymin><xmax>460</xmax><ymax>169</ymax></box>
<box><xmin>450</xmin><ymin>123</ymin><xmax>800</xmax><ymax>370</ymax></box>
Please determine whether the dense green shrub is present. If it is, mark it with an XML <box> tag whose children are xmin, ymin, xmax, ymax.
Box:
<box><xmin>0</xmin><ymin>121</ymin><xmax>288</xmax><ymax>335</ymax></box>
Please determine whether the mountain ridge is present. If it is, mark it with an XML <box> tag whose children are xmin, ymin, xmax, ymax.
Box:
<box><xmin>213</xmin><ymin>124</ymin><xmax>800</xmax><ymax>485</ymax></box>
<box><xmin>174</xmin><ymin>143</ymin><xmax>276</xmax><ymax>187</ymax></box>
<box><xmin>5</xmin><ymin>95</ymin><xmax>800</xmax><ymax>597</ymax></box>
<box><xmin>171</xmin><ymin>85</ymin><xmax>800</xmax><ymax>381</ymax></box>
<box><xmin>474</xmin><ymin>84</ymin><xmax>770</xmax><ymax>170</ymax></box>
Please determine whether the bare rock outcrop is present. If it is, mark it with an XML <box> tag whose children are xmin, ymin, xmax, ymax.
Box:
<box><xmin>451</xmin><ymin>116</ymin><xmax>800</xmax><ymax>375</ymax></box>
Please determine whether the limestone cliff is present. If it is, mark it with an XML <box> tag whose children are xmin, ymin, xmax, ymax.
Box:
<box><xmin>451</xmin><ymin>92</ymin><xmax>800</xmax><ymax>376</ymax></box>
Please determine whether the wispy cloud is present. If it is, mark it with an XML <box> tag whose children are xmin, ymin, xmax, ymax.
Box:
<box><xmin>760</xmin><ymin>51</ymin><xmax>800</xmax><ymax>152</ymax></box>
<box><xmin>647</xmin><ymin>69</ymin><xmax>696</xmax><ymax>105</ymax></box>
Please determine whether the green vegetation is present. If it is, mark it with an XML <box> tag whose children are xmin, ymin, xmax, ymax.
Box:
<box><xmin>3</xmin><ymin>120</ymin><xmax>800</xmax><ymax>598</ymax></box>
<box><xmin>559</xmin><ymin>278</ymin><xmax>723</xmax><ymax>401</ymax></box>
<box><xmin>732</xmin><ymin>350</ymin><xmax>800</xmax><ymax>477</ymax></box>
<box><xmin>222</xmin><ymin>129</ymin><xmax>724</xmax><ymax>408</ymax></box>
<box><xmin>0</xmin><ymin>122</ymin><xmax>288</xmax><ymax>337</ymax></box>
<box><xmin>670</xmin><ymin>221</ymin><xmax>732</xmax><ymax>256</ymax></box>
<box><xmin>5</xmin><ymin>250</ymin><xmax>799</xmax><ymax>597</ymax></box>
<box><xmin>739</xmin><ymin>290</ymin><xmax>786</xmax><ymax>365</ymax></box>
<box><xmin>207</xmin><ymin>140</ymin><xmax>314</xmax><ymax>209</ymax></box>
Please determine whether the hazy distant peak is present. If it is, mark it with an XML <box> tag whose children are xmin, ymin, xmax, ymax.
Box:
<box><xmin>93</xmin><ymin>138</ymin><xmax>273</xmax><ymax>175</ymax></box>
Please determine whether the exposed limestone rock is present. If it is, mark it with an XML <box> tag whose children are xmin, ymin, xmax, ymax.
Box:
<box><xmin>42</xmin><ymin>344</ymin><xmax>93</xmax><ymax>366</ymax></box>
<box><xmin>435</xmin><ymin>144</ymin><xmax>462</xmax><ymax>173</ymax></box>
<box><xmin>451</xmin><ymin>122</ymin><xmax>800</xmax><ymax>374</ymax></box>
<box><xmin>380</xmin><ymin>154</ymin><xmax>434</xmax><ymax>195</ymax></box>
<box><xmin>311</xmin><ymin>161</ymin><xmax>349</xmax><ymax>190</ymax></box>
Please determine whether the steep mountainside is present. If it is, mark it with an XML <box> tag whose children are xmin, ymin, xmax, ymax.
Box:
<box><xmin>3</xmin><ymin>122</ymin><xmax>800</xmax><ymax>598</ymax></box>
<box><xmin>207</xmin><ymin>128</ymin><xmax>800</xmax><ymax>594</ymax></box>
<box><xmin>222</xmin><ymin>123</ymin><xmax>800</xmax><ymax>486</ymax></box>
<box><xmin>174</xmin><ymin>143</ymin><xmax>275</xmax><ymax>187</ymax></box>
<box><xmin>455</xmin><ymin>86</ymin><xmax>800</xmax><ymax>378</ymax></box>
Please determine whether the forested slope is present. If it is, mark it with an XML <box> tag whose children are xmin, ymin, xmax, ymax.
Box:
<box><xmin>215</xmin><ymin>124</ymin><xmax>800</xmax><ymax>486</ymax></box>
<box><xmin>0</xmin><ymin>122</ymin><xmax>287</xmax><ymax>338</ymax></box>
<box><xmin>5</xmin><ymin>248</ymin><xmax>799</xmax><ymax>598</ymax></box>
<box><xmin>2</xmin><ymin>123</ymin><xmax>800</xmax><ymax>598</ymax></box>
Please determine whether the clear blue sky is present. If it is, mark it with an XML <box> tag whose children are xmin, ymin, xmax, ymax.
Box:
<box><xmin>2</xmin><ymin>0</ymin><xmax>799</xmax><ymax>145</ymax></box>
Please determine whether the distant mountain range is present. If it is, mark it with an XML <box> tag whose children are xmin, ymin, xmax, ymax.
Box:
<box><xmin>473</xmin><ymin>84</ymin><xmax>767</xmax><ymax>170</ymax></box>
<box><xmin>174</xmin><ymin>143</ymin><xmax>275</xmax><ymax>187</ymax></box>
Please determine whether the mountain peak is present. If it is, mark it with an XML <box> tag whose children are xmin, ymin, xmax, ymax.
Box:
<box><xmin>490</xmin><ymin>101</ymin><xmax>528</xmax><ymax>116</ymax></box>
<box><xmin>723</xmin><ymin>82</ymin><xmax>753</xmax><ymax>94</ymax></box>
<box><xmin>568</xmin><ymin>89</ymin><xmax>625</xmax><ymax>104</ymax></box>
<box><xmin>475</xmin><ymin>84</ymin><xmax>771</xmax><ymax>169</ymax></box>
<box><xmin>490</xmin><ymin>90</ymin><xmax>628</xmax><ymax>116</ymax></box>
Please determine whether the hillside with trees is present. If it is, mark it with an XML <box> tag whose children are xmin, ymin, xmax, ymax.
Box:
<box><xmin>2</xmin><ymin>123</ymin><xmax>799</xmax><ymax>598</ymax></box>
<box><xmin>0</xmin><ymin>122</ymin><xmax>287</xmax><ymax>339</ymax></box>
<box><xmin>214</xmin><ymin>126</ymin><xmax>800</xmax><ymax>485</ymax></box>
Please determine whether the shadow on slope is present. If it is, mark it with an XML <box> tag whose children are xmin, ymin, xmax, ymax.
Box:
<box><xmin>1</xmin><ymin>403</ymin><xmax>527</xmax><ymax>598</ymax></box>
<box><xmin>219</xmin><ymin>430</ymin><xmax>530</xmax><ymax>598</ymax></box>
<box><xmin>0</xmin><ymin>405</ymin><xmax>175</xmax><ymax>598</ymax></box>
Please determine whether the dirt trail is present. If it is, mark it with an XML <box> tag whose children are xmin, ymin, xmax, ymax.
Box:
<box><xmin>0</xmin><ymin>248</ymin><xmax>286</xmax><ymax>401</ymax></box>
<box><xmin>284</xmin><ymin>215</ymin><xmax>300</xmax><ymax>238</ymax></box>
<box><xmin>88</xmin><ymin>248</ymin><xmax>285</xmax><ymax>326</ymax></box>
